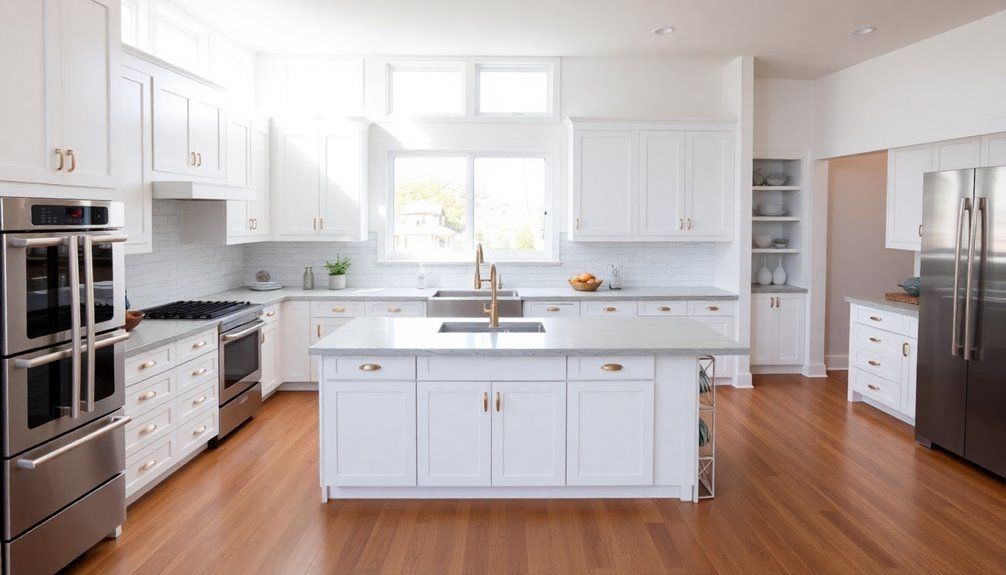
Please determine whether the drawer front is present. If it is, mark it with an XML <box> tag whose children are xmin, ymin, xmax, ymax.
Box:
<box><xmin>853</xmin><ymin>306</ymin><xmax>908</xmax><ymax>335</ymax></box>
<box><xmin>261</xmin><ymin>303</ymin><xmax>280</xmax><ymax>324</ymax></box>
<box><xmin>637</xmin><ymin>301</ymin><xmax>688</xmax><ymax>317</ymax></box>
<box><xmin>905</xmin><ymin>316</ymin><xmax>919</xmax><ymax>339</ymax></box>
<box><xmin>524</xmin><ymin>301</ymin><xmax>580</xmax><ymax>317</ymax></box>
<box><xmin>851</xmin><ymin>368</ymin><xmax>901</xmax><ymax>411</ymax></box>
<box><xmin>850</xmin><ymin>346</ymin><xmax>902</xmax><ymax>383</ymax></box>
<box><xmin>365</xmin><ymin>301</ymin><xmax>426</xmax><ymax>317</ymax></box>
<box><xmin>581</xmin><ymin>301</ymin><xmax>636</xmax><ymax>317</ymax></box>
<box><xmin>178</xmin><ymin>411</ymin><xmax>216</xmax><ymax>457</ymax></box>
<box><xmin>688</xmin><ymin>301</ymin><xmax>735</xmax><ymax>316</ymax></box>
<box><xmin>125</xmin><ymin>403</ymin><xmax>176</xmax><ymax>457</ymax></box>
<box><xmin>126</xmin><ymin>344</ymin><xmax>174</xmax><ymax>387</ymax></box>
<box><xmin>125</xmin><ymin>435</ymin><xmax>177</xmax><ymax>497</ymax></box>
<box><xmin>323</xmin><ymin>356</ymin><xmax>416</xmax><ymax>381</ymax></box>
<box><xmin>567</xmin><ymin>356</ymin><xmax>654</xmax><ymax>380</ymax></box>
<box><xmin>418</xmin><ymin>356</ymin><xmax>566</xmax><ymax>381</ymax></box>
<box><xmin>852</xmin><ymin>324</ymin><xmax>903</xmax><ymax>358</ymax></box>
<box><xmin>310</xmin><ymin>301</ymin><xmax>365</xmax><ymax>318</ymax></box>
<box><xmin>125</xmin><ymin>371</ymin><xmax>175</xmax><ymax>417</ymax></box>
<box><xmin>178</xmin><ymin>380</ymin><xmax>217</xmax><ymax>421</ymax></box>
<box><xmin>176</xmin><ymin>328</ymin><xmax>218</xmax><ymax>364</ymax></box>
<box><xmin>175</xmin><ymin>351</ymin><xmax>218</xmax><ymax>394</ymax></box>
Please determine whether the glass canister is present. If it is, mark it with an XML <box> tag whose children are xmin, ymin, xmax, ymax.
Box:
<box><xmin>303</xmin><ymin>266</ymin><xmax>315</xmax><ymax>290</ymax></box>
<box><xmin>608</xmin><ymin>264</ymin><xmax>623</xmax><ymax>290</ymax></box>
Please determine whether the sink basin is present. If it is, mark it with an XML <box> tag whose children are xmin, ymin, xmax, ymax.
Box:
<box><xmin>438</xmin><ymin>321</ymin><xmax>546</xmax><ymax>334</ymax></box>
<box><xmin>428</xmin><ymin>289</ymin><xmax>523</xmax><ymax>318</ymax></box>
<box><xmin>431</xmin><ymin>289</ymin><xmax>519</xmax><ymax>298</ymax></box>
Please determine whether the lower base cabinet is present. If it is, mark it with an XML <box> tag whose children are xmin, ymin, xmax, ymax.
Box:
<box><xmin>750</xmin><ymin>293</ymin><xmax>806</xmax><ymax>367</ymax></box>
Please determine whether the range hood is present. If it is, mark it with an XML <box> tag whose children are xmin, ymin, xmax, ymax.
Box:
<box><xmin>152</xmin><ymin>181</ymin><xmax>253</xmax><ymax>201</ymax></box>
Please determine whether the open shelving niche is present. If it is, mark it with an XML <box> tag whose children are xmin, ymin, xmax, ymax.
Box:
<box><xmin>697</xmin><ymin>355</ymin><xmax>716</xmax><ymax>499</ymax></box>
<box><xmin>752</xmin><ymin>158</ymin><xmax>805</xmax><ymax>288</ymax></box>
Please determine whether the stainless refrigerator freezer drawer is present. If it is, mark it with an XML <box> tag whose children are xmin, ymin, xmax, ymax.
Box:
<box><xmin>3</xmin><ymin>474</ymin><xmax>125</xmax><ymax>575</ymax></box>
<box><xmin>3</xmin><ymin>411</ymin><xmax>127</xmax><ymax>539</ymax></box>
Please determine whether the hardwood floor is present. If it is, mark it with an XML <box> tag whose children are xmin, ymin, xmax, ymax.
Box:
<box><xmin>67</xmin><ymin>373</ymin><xmax>1006</xmax><ymax>574</ymax></box>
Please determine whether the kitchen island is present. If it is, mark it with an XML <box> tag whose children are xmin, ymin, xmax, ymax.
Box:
<box><xmin>309</xmin><ymin>317</ymin><xmax>746</xmax><ymax>502</ymax></box>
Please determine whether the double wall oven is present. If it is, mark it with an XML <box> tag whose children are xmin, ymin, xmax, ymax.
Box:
<box><xmin>1</xmin><ymin>198</ymin><xmax>129</xmax><ymax>575</ymax></box>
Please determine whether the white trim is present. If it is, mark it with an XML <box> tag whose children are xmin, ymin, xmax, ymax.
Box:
<box><xmin>750</xmin><ymin>365</ymin><xmax>806</xmax><ymax>375</ymax></box>
<box><xmin>802</xmin><ymin>362</ymin><xmax>828</xmax><ymax>378</ymax></box>
<box><xmin>825</xmin><ymin>355</ymin><xmax>849</xmax><ymax>370</ymax></box>
<box><xmin>324</xmin><ymin>484</ymin><xmax>688</xmax><ymax>501</ymax></box>
<box><xmin>279</xmin><ymin>382</ymin><xmax>318</xmax><ymax>392</ymax></box>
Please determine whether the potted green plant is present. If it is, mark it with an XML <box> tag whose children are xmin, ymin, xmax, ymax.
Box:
<box><xmin>323</xmin><ymin>256</ymin><xmax>352</xmax><ymax>290</ymax></box>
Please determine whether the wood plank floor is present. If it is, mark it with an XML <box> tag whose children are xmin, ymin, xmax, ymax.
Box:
<box><xmin>67</xmin><ymin>373</ymin><xmax>1006</xmax><ymax>574</ymax></box>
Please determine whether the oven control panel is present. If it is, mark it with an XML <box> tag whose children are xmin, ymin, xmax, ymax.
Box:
<box><xmin>31</xmin><ymin>205</ymin><xmax>109</xmax><ymax>227</ymax></box>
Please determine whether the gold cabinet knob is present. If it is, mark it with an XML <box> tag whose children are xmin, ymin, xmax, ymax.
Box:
<box><xmin>359</xmin><ymin>364</ymin><xmax>382</xmax><ymax>372</ymax></box>
<box><xmin>601</xmin><ymin>363</ymin><xmax>623</xmax><ymax>371</ymax></box>
<box><xmin>138</xmin><ymin>390</ymin><xmax>157</xmax><ymax>401</ymax></box>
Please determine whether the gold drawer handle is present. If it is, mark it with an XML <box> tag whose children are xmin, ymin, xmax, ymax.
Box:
<box><xmin>868</xmin><ymin>337</ymin><xmax>881</xmax><ymax>343</ymax></box>
<box><xmin>706</xmin><ymin>306</ymin><xmax>719</xmax><ymax>311</ymax></box>
<box><xmin>140</xmin><ymin>459</ymin><xmax>157</xmax><ymax>472</ymax></box>
<box><xmin>192</xmin><ymin>340</ymin><xmax>207</xmax><ymax>349</ymax></box>
<box><xmin>192</xmin><ymin>367</ymin><xmax>208</xmax><ymax>377</ymax></box>
<box><xmin>265</xmin><ymin>310</ymin><xmax>276</xmax><ymax>317</ymax></box>
<box><xmin>903</xmin><ymin>342</ymin><xmax>910</xmax><ymax>357</ymax></box>
<box><xmin>496</xmin><ymin>392</ymin><xmax>501</xmax><ymax>412</ymax></box>
<box><xmin>483</xmin><ymin>392</ymin><xmax>488</xmax><ymax>412</ymax></box>
<box><xmin>603</xmin><ymin>307</ymin><xmax>617</xmax><ymax>312</ymax></box>
<box><xmin>359</xmin><ymin>364</ymin><xmax>382</xmax><ymax>372</ymax></box>
<box><xmin>193</xmin><ymin>425</ymin><xmax>207</xmax><ymax>436</ymax></box>
<box><xmin>193</xmin><ymin>395</ymin><xmax>207</xmax><ymax>406</ymax></box>
<box><xmin>139</xmin><ymin>424</ymin><xmax>157</xmax><ymax>435</ymax></box>
<box><xmin>546</xmin><ymin>306</ymin><xmax>561</xmax><ymax>312</ymax></box>
<box><xmin>658</xmin><ymin>306</ymin><xmax>671</xmax><ymax>312</ymax></box>
<box><xmin>138</xmin><ymin>390</ymin><xmax>157</xmax><ymax>401</ymax></box>
<box><xmin>867</xmin><ymin>384</ymin><xmax>880</xmax><ymax>391</ymax></box>
<box><xmin>869</xmin><ymin>316</ymin><xmax>882</xmax><ymax>322</ymax></box>
<box><xmin>139</xmin><ymin>360</ymin><xmax>157</xmax><ymax>370</ymax></box>
<box><xmin>867</xmin><ymin>360</ymin><xmax>881</xmax><ymax>367</ymax></box>
<box><xmin>388</xmin><ymin>307</ymin><xmax>402</xmax><ymax>313</ymax></box>
<box><xmin>601</xmin><ymin>363</ymin><xmax>623</xmax><ymax>372</ymax></box>
<box><xmin>332</xmin><ymin>306</ymin><xmax>346</xmax><ymax>313</ymax></box>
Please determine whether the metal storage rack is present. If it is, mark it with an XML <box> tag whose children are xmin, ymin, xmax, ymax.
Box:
<box><xmin>697</xmin><ymin>355</ymin><xmax>716</xmax><ymax>499</ymax></box>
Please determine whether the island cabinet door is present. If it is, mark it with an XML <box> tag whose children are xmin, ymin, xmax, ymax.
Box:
<box><xmin>322</xmin><ymin>380</ymin><xmax>416</xmax><ymax>486</ymax></box>
<box><xmin>491</xmin><ymin>381</ymin><xmax>566</xmax><ymax>486</ymax></box>
<box><xmin>417</xmin><ymin>382</ymin><xmax>492</xmax><ymax>486</ymax></box>
<box><xmin>567</xmin><ymin>381</ymin><xmax>654</xmax><ymax>486</ymax></box>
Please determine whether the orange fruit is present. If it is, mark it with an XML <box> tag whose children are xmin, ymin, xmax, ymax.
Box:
<box><xmin>578</xmin><ymin>273</ymin><xmax>593</xmax><ymax>282</ymax></box>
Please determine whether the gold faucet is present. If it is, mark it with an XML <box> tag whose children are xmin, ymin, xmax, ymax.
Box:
<box><xmin>474</xmin><ymin>242</ymin><xmax>486</xmax><ymax>289</ymax></box>
<box><xmin>483</xmin><ymin>263</ymin><xmax>500</xmax><ymax>328</ymax></box>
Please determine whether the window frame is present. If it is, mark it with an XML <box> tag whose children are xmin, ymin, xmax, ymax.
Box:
<box><xmin>385</xmin><ymin>150</ymin><xmax>556</xmax><ymax>263</ymax></box>
<box><xmin>474</xmin><ymin>62</ymin><xmax>556</xmax><ymax>119</ymax></box>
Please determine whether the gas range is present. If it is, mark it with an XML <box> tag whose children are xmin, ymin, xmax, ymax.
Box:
<box><xmin>143</xmin><ymin>300</ymin><xmax>255</xmax><ymax>320</ymax></box>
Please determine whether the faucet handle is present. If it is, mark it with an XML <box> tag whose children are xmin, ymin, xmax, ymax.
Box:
<box><xmin>497</xmin><ymin>275</ymin><xmax>503</xmax><ymax>289</ymax></box>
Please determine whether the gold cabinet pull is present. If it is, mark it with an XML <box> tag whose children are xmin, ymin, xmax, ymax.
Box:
<box><xmin>387</xmin><ymin>307</ymin><xmax>402</xmax><ymax>313</ymax></box>
<box><xmin>332</xmin><ymin>306</ymin><xmax>346</xmax><ymax>313</ymax></box>
<box><xmin>359</xmin><ymin>363</ymin><xmax>382</xmax><ymax>372</ymax></box>
<box><xmin>265</xmin><ymin>310</ymin><xmax>276</xmax><ymax>317</ymax></box>
<box><xmin>483</xmin><ymin>392</ymin><xmax>488</xmax><ymax>412</ymax></box>
<box><xmin>139</xmin><ymin>360</ymin><xmax>157</xmax><ymax>370</ymax></box>
<box><xmin>495</xmin><ymin>392</ymin><xmax>501</xmax><ymax>412</ymax></box>
<box><xmin>248</xmin><ymin>218</ymin><xmax>254</xmax><ymax>230</ymax></box>
<box><xmin>869</xmin><ymin>316</ymin><xmax>882</xmax><ymax>322</ymax></box>
<box><xmin>903</xmin><ymin>342</ymin><xmax>910</xmax><ymax>357</ymax></box>
<box><xmin>575</xmin><ymin>217</ymin><xmax>581</xmax><ymax>230</ymax></box>
<box><xmin>687</xmin><ymin>217</ymin><xmax>692</xmax><ymax>230</ymax></box>
<box><xmin>867</xmin><ymin>384</ymin><xmax>880</xmax><ymax>391</ymax></box>
<box><xmin>603</xmin><ymin>307</ymin><xmax>617</xmax><ymax>312</ymax></box>
<box><xmin>196</xmin><ymin>152</ymin><xmax>202</xmax><ymax>166</ymax></box>
<box><xmin>601</xmin><ymin>363</ymin><xmax>623</xmax><ymax>372</ymax></box>
<box><xmin>190</xmin><ymin>152</ymin><xmax>197</xmax><ymax>166</ymax></box>
<box><xmin>312</xmin><ymin>218</ymin><xmax>318</xmax><ymax>230</ymax></box>
<box><xmin>193</xmin><ymin>425</ymin><xmax>207</xmax><ymax>436</ymax></box>
<box><xmin>138</xmin><ymin>390</ymin><xmax>157</xmax><ymax>401</ymax></box>
<box><xmin>769</xmin><ymin>298</ymin><xmax>775</xmax><ymax>308</ymax></box>
<box><xmin>319</xmin><ymin>218</ymin><xmax>324</xmax><ymax>230</ymax></box>
<box><xmin>192</xmin><ymin>367</ymin><xmax>207</xmax><ymax>377</ymax></box>
<box><xmin>678</xmin><ymin>218</ymin><xmax>683</xmax><ymax>230</ymax></box>
<box><xmin>317</xmin><ymin>324</ymin><xmax>321</xmax><ymax>338</ymax></box>
<box><xmin>868</xmin><ymin>337</ymin><xmax>881</xmax><ymax>343</ymax></box>
<box><xmin>706</xmin><ymin>306</ymin><xmax>719</xmax><ymax>312</ymax></box>
<box><xmin>867</xmin><ymin>360</ymin><xmax>881</xmax><ymax>367</ymax></box>
<box><xmin>918</xmin><ymin>224</ymin><xmax>923</xmax><ymax>237</ymax></box>
<box><xmin>546</xmin><ymin>306</ymin><xmax>561</xmax><ymax>312</ymax></box>
<box><xmin>775</xmin><ymin>297</ymin><xmax>781</xmax><ymax>308</ymax></box>
<box><xmin>140</xmin><ymin>460</ymin><xmax>157</xmax><ymax>472</ymax></box>
<box><xmin>658</xmin><ymin>306</ymin><xmax>671</xmax><ymax>312</ymax></box>
<box><xmin>192</xmin><ymin>340</ymin><xmax>207</xmax><ymax>349</ymax></box>
<box><xmin>261</xmin><ymin>332</ymin><xmax>266</xmax><ymax>344</ymax></box>
<box><xmin>65</xmin><ymin>149</ymin><xmax>76</xmax><ymax>173</ymax></box>
<box><xmin>55</xmin><ymin>148</ymin><xmax>64</xmax><ymax>171</ymax></box>
<box><xmin>193</xmin><ymin>395</ymin><xmax>207</xmax><ymax>406</ymax></box>
<box><xmin>139</xmin><ymin>424</ymin><xmax>157</xmax><ymax>436</ymax></box>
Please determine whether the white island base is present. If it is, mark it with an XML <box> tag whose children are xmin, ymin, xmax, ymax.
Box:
<box><xmin>318</xmin><ymin>354</ymin><xmax>710</xmax><ymax>502</ymax></box>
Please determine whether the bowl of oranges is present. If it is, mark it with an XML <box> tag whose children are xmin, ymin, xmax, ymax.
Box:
<box><xmin>568</xmin><ymin>272</ymin><xmax>603</xmax><ymax>292</ymax></box>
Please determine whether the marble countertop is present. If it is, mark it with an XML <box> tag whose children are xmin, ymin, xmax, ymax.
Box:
<box><xmin>845</xmin><ymin>296</ymin><xmax>919</xmax><ymax>317</ymax></box>
<box><xmin>125</xmin><ymin>317</ymin><xmax>223</xmax><ymax>355</ymax></box>
<box><xmin>751</xmin><ymin>284</ymin><xmax>809</xmax><ymax>294</ymax></box>
<box><xmin>309</xmin><ymin>317</ymin><xmax>748</xmax><ymax>357</ymax></box>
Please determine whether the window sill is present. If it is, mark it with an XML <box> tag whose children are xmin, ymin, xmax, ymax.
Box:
<box><xmin>376</xmin><ymin>259</ymin><xmax>562</xmax><ymax>266</ymax></box>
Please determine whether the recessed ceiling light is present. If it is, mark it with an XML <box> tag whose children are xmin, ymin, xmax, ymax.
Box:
<box><xmin>851</xmin><ymin>26</ymin><xmax>876</xmax><ymax>36</ymax></box>
<box><xmin>653</xmin><ymin>26</ymin><xmax>676</xmax><ymax>36</ymax></box>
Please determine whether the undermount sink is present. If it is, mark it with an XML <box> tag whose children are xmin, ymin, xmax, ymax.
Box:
<box><xmin>427</xmin><ymin>289</ymin><xmax>523</xmax><ymax>318</ymax></box>
<box><xmin>431</xmin><ymin>289</ymin><xmax>519</xmax><ymax>298</ymax></box>
<box><xmin>438</xmin><ymin>321</ymin><xmax>546</xmax><ymax>334</ymax></box>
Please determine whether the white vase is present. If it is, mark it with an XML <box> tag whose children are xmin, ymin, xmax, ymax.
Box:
<box><xmin>756</xmin><ymin>258</ymin><xmax>772</xmax><ymax>286</ymax></box>
<box><xmin>772</xmin><ymin>258</ymin><xmax>787</xmax><ymax>285</ymax></box>
<box><xmin>328</xmin><ymin>274</ymin><xmax>346</xmax><ymax>290</ymax></box>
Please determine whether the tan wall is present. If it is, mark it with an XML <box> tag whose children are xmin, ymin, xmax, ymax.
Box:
<box><xmin>825</xmin><ymin>151</ymin><xmax>915</xmax><ymax>366</ymax></box>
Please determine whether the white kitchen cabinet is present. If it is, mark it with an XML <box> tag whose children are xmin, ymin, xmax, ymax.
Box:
<box><xmin>322</xmin><ymin>380</ymin><xmax>416</xmax><ymax>486</ymax></box>
<box><xmin>280</xmin><ymin>301</ymin><xmax>311</xmax><ymax>383</ymax></box>
<box><xmin>685</xmin><ymin>131</ymin><xmax>733</xmax><ymax>239</ymax></box>
<box><xmin>566</xmin><ymin>380</ymin><xmax>654</xmax><ymax>486</ymax></box>
<box><xmin>0</xmin><ymin>0</ymin><xmax>118</xmax><ymax>188</ymax></box>
<box><xmin>225</xmin><ymin>117</ymin><xmax>251</xmax><ymax>187</ymax></box>
<box><xmin>151</xmin><ymin>71</ymin><xmax>224</xmax><ymax>180</ymax></box>
<box><xmin>273</xmin><ymin>119</ymin><xmax>369</xmax><ymax>241</ymax></box>
<box><xmin>417</xmin><ymin>381</ymin><xmax>492</xmax><ymax>486</ymax></box>
<box><xmin>570</xmin><ymin>130</ymin><xmax>636</xmax><ymax>239</ymax></box>
<box><xmin>981</xmin><ymin>132</ymin><xmax>1006</xmax><ymax>168</ymax></box>
<box><xmin>260</xmin><ymin>321</ymin><xmax>280</xmax><ymax>397</ymax></box>
<box><xmin>491</xmin><ymin>381</ymin><xmax>565</xmax><ymax>487</ymax></box>
<box><xmin>638</xmin><ymin>131</ymin><xmax>686</xmax><ymax>237</ymax></box>
<box><xmin>310</xmin><ymin>318</ymin><xmax>351</xmax><ymax>382</ymax></box>
<box><xmin>750</xmin><ymin>294</ymin><xmax>806</xmax><ymax>367</ymax></box>
<box><xmin>903</xmin><ymin>337</ymin><xmax>918</xmax><ymax>419</ymax></box>
<box><xmin>222</xmin><ymin>120</ymin><xmax>270</xmax><ymax>244</ymax></box>
<box><xmin>847</xmin><ymin>303</ymin><xmax>918</xmax><ymax>423</ymax></box>
<box><xmin>886</xmin><ymin>144</ymin><xmax>932</xmax><ymax>251</ymax></box>
<box><xmin>934</xmin><ymin>137</ymin><xmax>981</xmax><ymax>171</ymax></box>
<box><xmin>248</xmin><ymin>122</ymin><xmax>271</xmax><ymax>238</ymax></box>
<box><xmin>118</xmin><ymin>64</ymin><xmax>153</xmax><ymax>254</ymax></box>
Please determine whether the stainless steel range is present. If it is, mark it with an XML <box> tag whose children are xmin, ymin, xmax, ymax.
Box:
<box><xmin>142</xmin><ymin>300</ymin><xmax>263</xmax><ymax>441</ymax></box>
<box><xmin>0</xmin><ymin>197</ymin><xmax>130</xmax><ymax>575</ymax></box>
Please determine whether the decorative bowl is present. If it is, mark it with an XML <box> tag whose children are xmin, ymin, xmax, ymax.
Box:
<box><xmin>899</xmin><ymin>277</ymin><xmax>921</xmax><ymax>297</ymax></box>
<box><xmin>753</xmin><ymin>234</ymin><xmax>773</xmax><ymax>248</ymax></box>
<box><xmin>125</xmin><ymin>311</ymin><xmax>145</xmax><ymax>332</ymax></box>
<box><xmin>765</xmin><ymin>172</ymin><xmax>789</xmax><ymax>186</ymax></box>
<box><xmin>773</xmin><ymin>238</ymin><xmax>790</xmax><ymax>248</ymax></box>
<box><xmin>753</xmin><ymin>168</ymin><xmax>767</xmax><ymax>186</ymax></box>
<box><xmin>569</xmin><ymin>278</ymin><xmax>603</xmax><ymax>292</ymax></box>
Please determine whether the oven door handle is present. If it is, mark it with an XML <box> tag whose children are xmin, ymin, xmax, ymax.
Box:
<box><xmin>6</xmin><ymin>236</ymin><xmax>67</xmax><ymax>248</ymax></box>
<box><xmin>88</xmin><ymin>233</ymin><xmax>129</xmax><ymax>244</ymax></box>
<box><xmin>82</xmin><ymin>235</ymin><xmax>97</xmax><ymax>413</ymax></box>
<box><xmin>68</xmin><ymin>235</ymin><xmax>82</xmax><ymax>420</ymax></box>
<box><xmin>16</xmin><ymin>416</ymin><xmax>131</xmax><ymax>470</ymax></box>
<box><xmin>220</xmin><ymin>321</ymin><xmax>264</xmax><ymax>342</ymax></box>
<box><xmin>13</xmin><ymin>331</ymin><xmax>130</xmax><ymax>369</ymax></box>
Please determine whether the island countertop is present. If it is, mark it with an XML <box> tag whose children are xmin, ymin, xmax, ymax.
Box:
<box><xmin>309</xmin><ymin>317</ymin><xmax>747</xmax><ymax>357</ymax></box>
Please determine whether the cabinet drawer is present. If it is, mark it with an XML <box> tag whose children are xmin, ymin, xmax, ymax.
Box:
<box><xmin>637</xmin><ymin>301</ymin><xmax>687</xmax><ymax>316</ymax></box>
<box><xmin>852</xmin><ymin>324</ymin><xmax>903</xmax><ymax>357</ymax></box>
<box><xmin>581</xmin><ymin>301</ymin><xmax>636</xmax><ymax>317</ymax></box>
<box><xmin>178</xmin><ymin>380</ymin><xmax>217</xmax><ymax>421</ymax></box>
<box><xmin>126</xmin><ymin>344</ymin><xmax>174</xmax><ymax>387</ymax></box>
<box><xmin>418</xmin><ymin>356</ymin><xmax>566</xmax><ymax>381</ymax></box>
<box><xmin>850</xmin><ymin>346</ymin><xmax>902</xmax><ymax>384</ymax></box>
<box><xmin>261</xmin><ymin>303</ymin><xmax>280</xmax><ymax>324</ymax></box>
<box><xmin>323</xmin><ymin>356</ymin><xmax>416</xmax><ymax>381</ymax></box>
<box><xmin>905</xmin><ymin>317</ymin><xmax>919</xmax><ymax>339</ymax></box>
<box><xmin>853</xmin><ymin>306</ymin><xmax>908</xmax><ymax>335</ymax></box>
<box><xmin>125</xmin><ymin>403</ymin><xmax>176</xmax><ymax>457</ymax></box>
<box><xmin>365</xmin><ymin>301</ymin><xmax>425</xmax><ymax>317</ymax></box>
<box><xmin>310</xmin><ymin>301</ymin><xmax>364</xmax><ymax>318</ymax></box>
<box><xmin>175</xmin><ymin>351</ymin><xmax>218</xmax><ymax>394</ymax></box>
<box><xmin>524</xmin><ymin>302</ymin><xmax>580</xmax><ymax>317</ymax></box>
<box><xmin>125</xmin><ymin>435</ymin><xmax>177</xmax><ymax>497</ymax></box>
<box><xmin>175</xmin><ymin>328</ymin><xmax>218</xmax><ymax>364</ymax></box>
<box><xmin>688</xmin><ymin>301</ymin><xmax>735</xmax><ymax>316</ymax></box>
<box><xmin>125</xmin><ymin>371</ymin><xmax>175</xmax><ymax>417</ymax></box>
<box><xmin>851</xmin><ymin>368</ymin><xmax>901</xmax><ymax>411</ymax></box>
<box><xmin>567</xmin><ymin>356</ymin><xmax>654</xmax><ymax>380</ymax></box>
<box><xmin>178</xmin><ymin>411</ymin><xmax>216</xmax><ymax>457</ymax></box>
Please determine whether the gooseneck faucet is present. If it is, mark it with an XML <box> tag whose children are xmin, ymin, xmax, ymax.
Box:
<box><xmin>483</xmin><ymin>263</ymin><xmax>500</xmax><ymax>328</ymax></box>
<box><xmin>474</xmin><ymin>242</ymin><xmax>502</xmax><ymax>290</ymax></box>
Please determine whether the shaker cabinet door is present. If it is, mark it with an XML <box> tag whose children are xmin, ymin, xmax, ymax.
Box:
<box><xmin>638</xmin><ymin>131</ymin><xmax>686</xmax><ymax>237</ymax></box>
<box><xmin>750</xmin><ymin>294</ymin><xmax>777</xmax><ymax>365</ymax></box>
<box><xmin>774</xmin><ymin>294</ymin><xmax>806</xmax><ymax>365</ymax></box>
<box><xmin>886</xmin><ymin>144</ymin><xmax>931</xmax><ymax>251</ymax></box>
<box><xmin>571</xmin><ymin>130</ymin><xmax>636</xmax><ymax>239</ymax></box>
<box><xmin>417</xmin><ymin>381</ymin><xmax>492</xmax><ymax>486</ymax></box>
<box><xmin>274</xmin><ymin>127</ymin><xmax>322</xmax><ymax>237</ymax></box>
<box><xmin>152</xmin><ymin>74</ymin><xmax>194</xmax><ymax>176</ymax></box>
<box><xmin>491</xmin><ymin>381</ymin><xmax>565</xmax><ymax>487</ymax></box>
<box><xmin>685</xmin><ymin>131</ymin><xmax>733</xmax><ymax>239</ymax></box>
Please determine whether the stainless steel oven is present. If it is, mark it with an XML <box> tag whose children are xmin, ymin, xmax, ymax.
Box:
<box><xmin>217</xmin><ymin>310</ymin><xmax>263</xmax><ymax>440</ymax></box>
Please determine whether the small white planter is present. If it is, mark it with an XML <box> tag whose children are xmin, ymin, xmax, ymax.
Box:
<box><xmin>328</xmin><ymin>275</ymin><xmax>347</xmax><ymax>290</ymax></box>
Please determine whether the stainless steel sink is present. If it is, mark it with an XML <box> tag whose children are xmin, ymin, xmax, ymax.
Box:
<box><xmin>427</xmin><ymin>289</ymin><xmax>523</xmax><ymax>318</ymax></box>
<box><xmin>437</xmin><ymin>321</ymin><xmax>546</xmax><ymax>333</ymax></box>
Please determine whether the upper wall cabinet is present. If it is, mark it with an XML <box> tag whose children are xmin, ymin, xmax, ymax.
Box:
<box><xmin>272</xmin><ymin>119</ymin><xmax>370</xmax><ymax>241</ymax></box>
<box><xmin>118</xmin><ymin>62</ymin><xmax>154</xmax><ymax>254</ymax></box>
<box><xmin>0</xmin><ymin>0</ymin><xmax>119</xmax><ymax>189</ymax></box>
<box><xmin>152</xmin><ymin>72</ymin><xmax>225</xmax><ymax>180</ymax></box>
<box><xmin>226</xmin><ymin>119</ymin><xmax>270</xmax><ymax>243</ymax></box>
<box><xmin>566</xmin><ymin>119</ymin><xmax>735</xmax><ymax>242</ymax></box>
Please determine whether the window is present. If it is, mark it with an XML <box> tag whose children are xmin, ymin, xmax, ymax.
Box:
<box><xmin>154</xmin><ymin>5</ymin><xmax>206</xmax><ymax>74</ymax></box>
<box><xmin>121</xmin><ymin>0</ymin><xmax>139</xmax><ymax>47</ymax></box>
<box><xmin>476</xmin><ymin>64</ymin><xmax>551</xmax><ymax>116</ymax></box>
<box><xmin>388</xmin><ymin>64</ymin><xmax>465</xmax><ymax>116</ymax></box>
<box><xmin>391</xmin><ymin>154</ymin><xmax>549</xmax><ymax>261</ymax></box>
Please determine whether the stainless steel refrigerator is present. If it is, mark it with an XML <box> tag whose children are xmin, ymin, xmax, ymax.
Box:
<box><xmin>917</xmin><ymin>167</ymin><xmax>1006</xmax><ymax>478</ymax></box>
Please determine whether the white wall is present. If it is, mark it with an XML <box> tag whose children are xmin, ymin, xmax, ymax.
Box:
<box><xmin>813</xmin><ymin>10</ymin><xmax>1006</xmax><ymax>159</ymax></box>
<box><xmin>754</xmin><ymin>79</ymin><xmax>813</xmax><ymax>153</ymax></box>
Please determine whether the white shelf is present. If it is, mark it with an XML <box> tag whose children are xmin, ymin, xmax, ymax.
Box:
<box><xmin>752</xmin><ymin>185</ymin><xmax>800</xmax><ymax>191</ymax></box>
<box><xmin>752</xmin><ymin>248</ymin><xmax>799</xmax><ymax>254</ymax></box>
<box><xmin>752</xmin><ymin>216</ymin><xmax>799</xmax><ymax>222</ymax></box>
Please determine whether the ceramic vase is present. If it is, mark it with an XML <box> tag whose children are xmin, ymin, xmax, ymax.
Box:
<box><xmin>757</xmin><ymin>258</ymin><xmax>772</xmax><ymax>286</ymax></box>
<box><xmin>328</xmin><ymin>274</ymin><xmax>347</xmax><ymax>290</ymax></box>
<box><xmin>772</xmin><ymin>258</ymin><xmax>787</xmax><ymax>285</ymax></box>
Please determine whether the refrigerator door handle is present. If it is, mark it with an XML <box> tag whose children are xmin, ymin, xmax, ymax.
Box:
<box><xmin>963</xmin><ymin>196</ymin><xmax>985</xmax><ymax>360</ymax></box>
<box><xmin>951</xmin><ymin>197</ymin><xmax>971</xmax><ymax>356</ymax></box>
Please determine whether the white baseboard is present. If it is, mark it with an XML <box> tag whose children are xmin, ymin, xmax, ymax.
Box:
<box><xmin>750</xmin><ymin>365</ymin><xmax>804</xmax><ymax>375</ymax></box>
<box><xmin>732</xmin><ymin>371</ymin><xmax>753</xmax><ymax>388</ymax></box>
<box><xmin>825</xmin><ymin>355</ymin><xmax>849</xmax><ymax>370</ymax></box>
<box><xmin>279</xmin><ymin>382</ymin><xmax>318</xmax><ymax>391</ymax></box>
<box><xmin>802</xmin><ymin>363</ymin><xmax>828</xmax><ymax>378</ymax></box>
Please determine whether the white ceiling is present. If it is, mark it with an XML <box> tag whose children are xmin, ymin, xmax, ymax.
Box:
<box><xmin>173</xmin><ymin>0</ymin><xmax>1006</xmax><ymax>79</ymax></box>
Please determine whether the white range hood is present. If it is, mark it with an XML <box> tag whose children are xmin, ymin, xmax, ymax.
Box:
<box><xmin>152</xmin><ymin>181</ymin><xmax>253</xmax><ymax>201</ymax></box>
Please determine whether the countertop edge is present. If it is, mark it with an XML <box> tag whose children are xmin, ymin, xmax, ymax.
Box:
<box><xmin>844</xmin><ymin>296</ymin><xmax>920</xmax><ymax>317</ymax></box>
<box><xmin>124</xmin><ymin>319</ymin><xmax>223</xmax><ymax>355</ymax></box>
<box><xmin>308</xmin><ymin>347</ymin><xmax>749</xmax><ymax>357</ymax></box>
